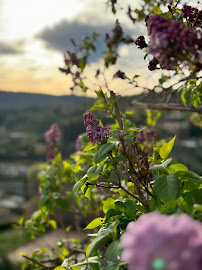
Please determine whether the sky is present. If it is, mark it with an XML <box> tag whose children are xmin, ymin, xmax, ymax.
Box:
<box><xmin>0</xmin><ymin>0</ymin><xmax>162</xmax><ymax>97</ymax></box>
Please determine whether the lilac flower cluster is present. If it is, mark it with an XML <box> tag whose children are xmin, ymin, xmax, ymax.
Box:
<box><xmin>112</xmin><ymin>19</ymin><xmax>123</xmax><ymax>36</ymax></box>
<box><xmin>64</xmin><ymin>51</ymin><xmax>79</xmax><ymax>67</ymax></box>
<box><xmin>148</xmin><ymin>58</ymin><xmax>159</xmax><ymax>71</ymax></box>
<box><xmin>136</xmin><ymin>128</ymin><xmax>159</xmax><ymax>144</ymax></box>
<box><xmin>135</xmin><ymin>36</ymin><xmax>147</xmax><ymax>49</ymax></box>
<box><xmin>113</xmin><ymin>70</ymin><xmax>126</xmax><ymax>79</ymax></box>
<box><xmin>83</xmin><ymin>112</ymin><xmax>111</xmax><ymax>145</ymax></box>
<box><xmin>121</xmin><ymin>212</ymin><xmax>202</xmax><ymax>270</ymax></box>
<box><xmin>182</xmin><ymin>5</ymin><xmax>202</xmax><ymax>28</ymax></box>
<box><xmin>105</xmin><ymin>20</ymin><xmax>134</xmax><ymax>51</ymax></box>
<box><xmin>44</xmin><ymin>124</ymin><xmax>60</xmax><ymax>160</ymax></box>
<box><xmin>147</xmin><ymin>14</ymin><xmax>202</xmax><ymax>70</ymax></box>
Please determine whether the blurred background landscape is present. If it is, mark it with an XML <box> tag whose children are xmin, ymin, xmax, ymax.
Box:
<box><xmin>0</xmin><ymin>90</ymin><xmax>201</xmax><ymax>269</ymax></box>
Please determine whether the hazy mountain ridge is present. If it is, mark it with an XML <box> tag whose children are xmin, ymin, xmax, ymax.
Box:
<box><xmin>0</xmin><ymin>91</ymin><xmax>94</xmax><ymax>107</ymax></box>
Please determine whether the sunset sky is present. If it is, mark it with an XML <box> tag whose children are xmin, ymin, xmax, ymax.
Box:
<box><xmin>0</xmin><ymin>0</ymin><xmax>165</xmax><ymax>97</ymax></box>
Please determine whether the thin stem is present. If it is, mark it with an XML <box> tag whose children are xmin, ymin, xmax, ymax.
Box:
<box><xmin>22</xmin><ymin>255</ymin><xmax>55</xmax><ymax>270</ymax></box>
<box><xmin>110</xmin><ymin>91</ymin><xmax>124</xmax><ymax>130</ymax></box>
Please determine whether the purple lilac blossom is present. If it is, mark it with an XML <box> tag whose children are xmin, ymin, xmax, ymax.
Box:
<box><xmin>64</xmin><ymin>51</ymin><xmax>79</xmax><ymax>67</ymax></box>
<box><xmin>147</xmin><ymin>14</ymin><xmax>202</xmax><ymax>70</ymax></box>
<box><xmin>121</xmin><ymin>212</ymin><xmax>202</xmax><ymax>270</ymax></box>
<box><xmin>181</xmin><ymin>5</ymin><xmax>202</xmax><ymax>28</ymax></box>
<box><xmin>135</xmin><ymin>36</ymin><xmax>147</xmax><ymax>49</ymax></box>
<box><xmin>113</xmin><ymin>70</ymin><xmax>126</xmax><ymax>79</ymax></box>
<box><xmin>83</xmin><ymin>112</ymin><xmax>111</xmax><ymax>145</ymax></box>
<box><xmin>148</xmin><ymin>58</ymin><xmax>159</xmax><ymax>71</ymax></box>
<box><xmin>112</xmin><ymin>20</ymin><xmax>123</xmax><ymax>36</ymax></box>
<box><xmin>83</xmin><ymin>112</ymin><xmax>99</xmax><ymax>127</ymax></box>
<box><xmin>44</xmin><ymin>124</ymin><xmax>60</xmax><ymax>160</ymax></box>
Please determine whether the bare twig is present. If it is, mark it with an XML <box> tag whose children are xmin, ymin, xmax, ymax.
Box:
<box><xmin>131</xmin><ymin>100</ymin><xmax>202</xmax><ymax>113</ymax></box>
<box><xmin>22</xmin><ymin>255</ymin><xmax>55</xmax><ymax>270</ymax></box>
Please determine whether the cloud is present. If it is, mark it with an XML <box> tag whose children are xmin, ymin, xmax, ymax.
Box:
<box><xmin>36</xmin><ymin>16</ymin><xmax>142</xmax><ymax>63</ymax></box>
<box><xmin>37</xmin><ymin>20</ymin><xmax>112</xmax><ymax>57</ymax></box>
<box><xmin>0</xmin><ymin>42</ymin><xmax>21</xmax><ymax>55</ymax></box>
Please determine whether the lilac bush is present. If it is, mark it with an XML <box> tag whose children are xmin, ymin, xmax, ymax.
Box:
<box><xmin>121</xmin><ymin>212</ymin><xmax>202</xmax><ymax>270</ymax></box>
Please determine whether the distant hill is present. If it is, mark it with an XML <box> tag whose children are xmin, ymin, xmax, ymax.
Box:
<box><xmin>0</xmin><ymin>91</ymin><xmax>94</xmax><ymax>108</ymax></box>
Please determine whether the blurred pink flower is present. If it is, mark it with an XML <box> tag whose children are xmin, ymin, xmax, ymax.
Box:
<box><xmin>121</xmin><ymin>212</ymin><xmax>202</xmax><ymax>270</ymax></box>
<box><xmin>44</xmin><ymin>124</ymin><xmax>60</xmax><ymax>160</ymax></box>
<box><xmin>44</xmin><ymin>123</ymin><xmax>60</xmax><ymax>143</ymax></box>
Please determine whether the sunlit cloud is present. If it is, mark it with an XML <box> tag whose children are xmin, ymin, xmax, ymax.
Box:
<box><xmin>0</xmin><ymin>0</ymin><xmax>161</xmax><ymax>96</ymax></box>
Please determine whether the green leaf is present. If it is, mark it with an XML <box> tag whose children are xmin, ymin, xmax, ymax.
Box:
<box><xmin>73</xmin><ymin>175</ymin><xmax>87</xmax><ymax>195</ymax></box>
<box><xmin>153</xmin><ymin>5</ymin><xmax>162</xmax><ymax>14</ymax></box>
<box><xmin>95</xmin><ymin>88</ymin><xmax>105</xmax><ymax>100</ymax></box>
<box><xmin>87</xmin><ymin>166</ymin><xmax>99</xmax><ymax>178</ymax></box>
<box><xmin>150</xmin><ymin>158</ymin><xmax>172</xmax><ymax>171</ymax></box>
<box><xmin>105</xmin><ymin>240</ymin><xmax>123</xmax><ymax>262</ymax></box>
<box><xmin>115</xmin><ymin>199</ymin><xmax>136</xmax><ymax>218</ymax></box>
<box><xmin>71</xmin><ymin>266</ymin><xmax>82</xmax><ymax>270</ymax></box>
<box><xmin>181</xmin><ymin>88</ymin><xmax>189</xmax><ymax>106</ymax></box>
<box><xmin>96</xmin><ymin>163</ymin><xmax>104</xmax><ymax>174</ymax></box>
<box><xmin>87</xmin><ymin>222</ymin><xmax>116</xmax><ymax>257</ymax></box>
<box><xmin>84</xmin><ymin>218</ymin><xmax>104</xmax><ymax>230</ymax></box>
<box><xmin>55</xmin><ymin>198</ymin><xmax>70</xmax><ymax>210</ymax></box>
<box><xmin>177</xmin><ymin>171</ymin><xmax>202</xmax><ymax>184</ymax></box>
<box><xmin>167</xmin><ymin>163</ymin><xmax>188</xmax><ymax>173</ymax></box>
<box><xmin>87</xmin><ymin>164</ymin><xmax>104</xmax><ymax>179</ymax></box>
<box><xmin>160</xmin><ymin>200</ymin><xmax>178</xmax><ymax>214</ymax></box>
<box><xmin>47</xmin><ymin>219</ymin><xmax>57</xmax><ymax>229</ymax></box>
<box><xmin>105</xmin><ymin>263</ymin><xmax>120</xmax><ymax>270</ymax></box>
<box><xmin>154</xmin><ymin>173</ymin><xmax>180</xmax><ymax>202</ymax></box>
<box><xmin>159</xmin><ymin>136</ymin><xmax>176</xmax><ymax>160</ymax></box>
<box><xmin>191</xmin><ymin>189</ymin><xmax>202</xmax><ymax>204</ymax></box>
<box><xmin>83</xmin><ymin>142</ymin><xmax>97</xmax><ymax>152</ymax></box>
<box><xmin>53</xmin><ymin>267</ymin><xmax>66</xmax><ymax>270</ymax></box>
<box><xmin>82</xmin><ymin>184</ymin><xmax>93</xmax><ymax>199</ymax></box>
<box><xmin>89</xmin><ymin>104</ymin><xmax>105</xmax><ymax>111</ymax></box>
<box><xmin>103</xmin><ymin>197</ymin><xmax>116</xmax><ymax>214</ymax></box>
<box><xmin>54</xmin><ymin>153</ymin><xmax>61</xmax><ymax>163</ymax></box>
<box><xmin>105</xmin><ymin>209</ymin><xmax>122</xmax><ymax>220</ymax></box>
<box><xmin>94</xmin><ymin>142</ymin><xmax>116</xmax><ymax>164</ymax></box>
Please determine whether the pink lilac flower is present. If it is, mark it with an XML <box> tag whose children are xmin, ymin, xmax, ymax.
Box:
<box><xmin>147</xmin><ymin>14</ymin><xmax>202</xmax><ymax>70</ymax></box>
<box><xmin>83</xmin><ymin>112</ymin><xmax>111</xmax><ymax>145</ymax></box>
<box><xmin>44</xmin><ymin>124</ymin><xmax>60</xmax><ymax>160</ymax></box>
<box><xmin>121</xmin><ymin>212</ymin><xmax>202</xmax><ymax>270</ymax></box>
